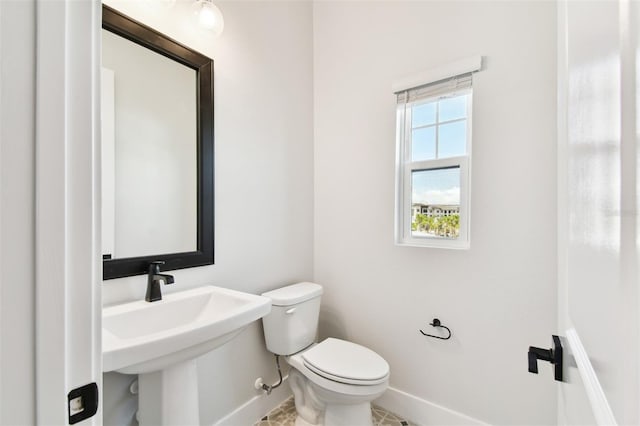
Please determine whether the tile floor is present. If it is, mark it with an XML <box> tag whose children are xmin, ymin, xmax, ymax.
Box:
<box><xmin>254</xmin><ymin>396</ymin><xmax>414</xmax><ymax>426</ymax></box>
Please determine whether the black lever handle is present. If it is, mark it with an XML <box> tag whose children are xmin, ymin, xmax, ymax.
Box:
<box><xmin>528</xmin><ymin>335</ymin><xmax>563</xmax><ymax>381</ymax></box>
<box><xmin>528</xmin><ymin>347</ymin><xmax>551</xmax><ymax>373</ymax></box>
<box><xmin>148</xmin><ymin>260</ymin><xmax>166</xmax><ymax>274</ymax></box>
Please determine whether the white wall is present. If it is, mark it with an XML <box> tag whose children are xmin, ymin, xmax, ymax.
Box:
<box><xmin>0</xmin><ymin>1</ymin><xmax>36</xmax><ymax>424</ymax></box>
<box><xmin>313</xmin><ymin>2</ymin><xmax>558</xmax><ymax>425</ymax></box>
<box><xmin>101</xmin><ymin>1</ymin><xmax>313</xmax><ymax>425</ymax></box>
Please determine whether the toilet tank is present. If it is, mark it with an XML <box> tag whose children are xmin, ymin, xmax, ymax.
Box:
<box><xmin>261</xmin><ymin>282</ymin><xmax>323</xmax><ymax>355</ymax></box>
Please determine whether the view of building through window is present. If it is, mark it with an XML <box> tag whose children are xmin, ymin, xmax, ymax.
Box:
<box><xmin>411</xmin><ymin>167</ymin><xmax>460</xmax><ymax>239</ymax></box>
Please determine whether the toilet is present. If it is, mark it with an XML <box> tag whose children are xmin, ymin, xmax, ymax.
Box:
<box><xmin>261</xmin><ymin>282</ymin><xmax>389</xmax><ymax>426</ymax></box>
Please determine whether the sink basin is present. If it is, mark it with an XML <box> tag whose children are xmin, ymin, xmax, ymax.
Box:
<box><xmin>103</xmin><ymin>285</ymin><xmax>271</xmax><ymax>374</ymax></box>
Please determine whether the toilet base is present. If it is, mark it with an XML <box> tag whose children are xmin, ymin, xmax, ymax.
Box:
<box><xmin>294</xmin><ymin>415</ymin><xmax>317</xmax><ymax>426</ymax></box>
<box><xmin>288</xmin><ymin>367</ymin><xmax>379</xmax><ymax>426</ymax></box>
<box><xmin>325</xmin><ymin>402</ymin><xmax>373</xmax><ymax>426</ymax></box>
<box><xmin>292</xmin><ymin>402</ymin><xmax>373</xmax><ymax>426</ymax></box>
<box><xmin>292</xmin><ymin>405</ymin><xmax>373</xmax><ymax>426</ymax></box>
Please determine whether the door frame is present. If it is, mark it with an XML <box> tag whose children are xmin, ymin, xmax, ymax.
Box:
<box><xmin>35</xmin><ymin>0</ymin><xmax>102</xmax><ymax>423</ymax></box>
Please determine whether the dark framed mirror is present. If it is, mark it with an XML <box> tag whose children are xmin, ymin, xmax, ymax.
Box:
<box><xmin>102</xmin><ymin>4</ymin><xmax>214</xmax><ymax>280</ymax></box>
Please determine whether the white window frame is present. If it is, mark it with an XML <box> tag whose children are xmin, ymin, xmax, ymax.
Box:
<box><xmin>395</xmin><ymin>88</ymin><xmax>473</xmax><ymax>249</ymax></box>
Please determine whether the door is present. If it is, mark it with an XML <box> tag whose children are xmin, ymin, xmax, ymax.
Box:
<box><xmin>35</xmin><ymin>0</ymin><xmax>102</xmax><ymax>424</ymax></box>
<box><xmin>557</xmin><ymin>0</ymin><xmax>638</xmax><ymax>424</ymax></box>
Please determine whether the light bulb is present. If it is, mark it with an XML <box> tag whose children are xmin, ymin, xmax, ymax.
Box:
<box><xmin>194</xmin><ymin>0</ymin><xmax>224</xmax><ymax>36</ymax></box>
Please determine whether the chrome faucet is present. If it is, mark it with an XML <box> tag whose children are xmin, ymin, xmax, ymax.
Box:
<box><xmin>146</xmin><ymin>261</ymin><xmax>175</xmax><ymax>302</ymax></box>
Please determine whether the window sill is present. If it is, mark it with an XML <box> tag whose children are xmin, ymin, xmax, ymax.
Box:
<box><xmin>395</xmin><ymin>239</ymin><xmax>470</xmax><ymax>250</ymax></box>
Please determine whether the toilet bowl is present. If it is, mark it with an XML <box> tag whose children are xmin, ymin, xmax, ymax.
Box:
<box><xmin>286</xmin><ymin>338</ymin><xmax>389</xmax><ymax>426</ymax></box>
<box><xmin>261</xmin><ymin>283</ymin><xmax>390</xmax><ymax>426</ymax></box>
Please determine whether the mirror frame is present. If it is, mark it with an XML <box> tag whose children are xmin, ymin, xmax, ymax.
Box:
<box><xmin>102</xmin><ymin>4</ymin><xmax>214</xmax><ymax>280</ymax></box>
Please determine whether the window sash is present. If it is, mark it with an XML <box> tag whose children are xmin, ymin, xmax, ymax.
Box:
<box><xmin>403</xmin><ymin>89</ymin><xmax>472</xmax><ymax>162</ymax></box>
<box><xmin>402</xmin><ymin>156</ymin><xmax>470</xmax><ymax>248</ymax></box>
<box><xmin>395</xmin><ymin>96</ymin><xmax>472</xmax><ymax>249</ymax></box>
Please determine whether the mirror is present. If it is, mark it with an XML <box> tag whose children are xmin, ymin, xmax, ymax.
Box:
<box><xmin>102</xmin><ymin>4</ymin><xmax>214</xmax><ymax>280</ymax></box>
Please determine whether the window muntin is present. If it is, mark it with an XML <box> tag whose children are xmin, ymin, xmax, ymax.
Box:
<box><xmin>410</xmin><ymin>93</ymin><xmax>469</xmax><ymax>161</ymax></box>
<box><xmin>396</xmin><ymin>85</ymin><xmax>471</xmax><ymax>249</ymax></box>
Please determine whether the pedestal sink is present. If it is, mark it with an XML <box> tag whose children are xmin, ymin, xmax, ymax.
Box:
<box><xmin>102</xmin><ymin>286</ymin><xmax>271</xmax><ymax>425</ymax></box>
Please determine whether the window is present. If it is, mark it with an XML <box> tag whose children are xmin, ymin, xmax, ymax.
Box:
<box><xmin>395</xmin><ymin>73</ymin><xmax>472</xmax><ymax>248</ymax></box>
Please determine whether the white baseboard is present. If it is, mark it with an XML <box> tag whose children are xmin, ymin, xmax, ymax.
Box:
<box><xmin>212</xmin><ymin>379</ymin><xmax>292</xmax><ymax>426</ymax></box>
<box><xmin>374</xmin><ymin>386</ymin><xmax>489</xmax><ymax>426</ymax></box>
<box><xmin>212</xmin><ymin>381</ymin><xmax>486</xmax><ymax>426</ymax></box>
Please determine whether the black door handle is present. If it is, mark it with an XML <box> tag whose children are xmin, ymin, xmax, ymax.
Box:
<box><xmin>528</xmin><ymin>335</ymin><xmax>563</xmax><ymax>381</ymax></box>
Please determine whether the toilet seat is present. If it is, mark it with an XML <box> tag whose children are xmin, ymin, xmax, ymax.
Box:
<box><xmin>301</xmin><ymin>338</ymin><xmax>389</xmax><ymax>385</ymax></box>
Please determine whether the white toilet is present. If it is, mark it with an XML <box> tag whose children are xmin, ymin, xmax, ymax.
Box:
<box><xmin>261</xmin><ymin>282</ymin><xmax>389</xmax><ymax>426</ymax></box>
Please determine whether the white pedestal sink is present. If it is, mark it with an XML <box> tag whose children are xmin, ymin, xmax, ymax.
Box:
<box><xmin>102</xmin><ymin>286</ymin><xmax>271</xmax><ymax>425</ymax></box>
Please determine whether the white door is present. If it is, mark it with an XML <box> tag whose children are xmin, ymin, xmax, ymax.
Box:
<box><xmin>35</xmin><ymin>0</ymin><xmax>102</xmax><ymax>424</ymax></box>
<box><xmin>557</xmin><ymin>0</ymin><xmax>638</xmax><ymax>424</ymax></box>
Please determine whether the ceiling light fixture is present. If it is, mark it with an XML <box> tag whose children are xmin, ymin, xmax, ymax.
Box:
<box><xmin>193</xmin><ymin>0</ymin><xmax>224</xmax><ymax>36</ymax></box>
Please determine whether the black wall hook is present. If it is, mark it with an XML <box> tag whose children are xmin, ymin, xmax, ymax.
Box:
<box><xmin>420</xmin><ymin>318</ymin><xmax>452</xmax><ymax>340</ymax></box>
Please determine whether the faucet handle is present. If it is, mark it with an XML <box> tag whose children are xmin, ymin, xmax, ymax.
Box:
<box><xmin>148</xmin><ymin>260</ymin><xmax>166</xmax><ymax>273</ymax></box>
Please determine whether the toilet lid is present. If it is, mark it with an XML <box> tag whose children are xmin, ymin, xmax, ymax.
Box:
<box><xmin>302</xmin><ymin>338</ymin><xmax>389</xmax><ymax>385</ymax></box>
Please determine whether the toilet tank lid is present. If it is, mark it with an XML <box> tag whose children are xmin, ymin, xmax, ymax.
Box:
<box><xmin>262</xmin><ymin>282</ymin><xmax>323</xmax><ymax>306</ymax></box>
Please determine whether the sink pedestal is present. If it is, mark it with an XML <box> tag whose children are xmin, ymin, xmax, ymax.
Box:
<box><xmin>138</xmin><ymin>359</ymin><xmax>200</xmax><ymax>426</ymax></box>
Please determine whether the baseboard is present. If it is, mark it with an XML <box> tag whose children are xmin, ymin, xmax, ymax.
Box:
<box><xmin>213</xmin><ymin>380</ymin><xmax>486</xmax><ymax>426</ymax></box>
<box><xmin>212</xmin><ymin>378</ymin><xmax>292</xmax><ymax>426</ymax></box>
<box><xmin>374</xmin><ymin>386</ymin><xmax>489</xmax><ymax>426</ymax></box>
